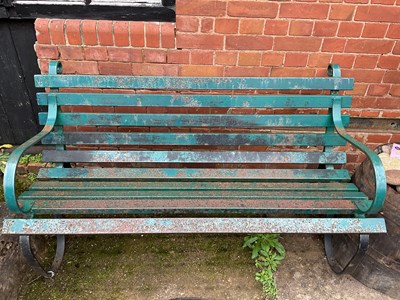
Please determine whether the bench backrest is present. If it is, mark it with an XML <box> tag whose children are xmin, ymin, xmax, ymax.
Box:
<box><xmin>35</xmin><ymin>62</ymin><xmax>354</xmax><ymax>168</ymax></box>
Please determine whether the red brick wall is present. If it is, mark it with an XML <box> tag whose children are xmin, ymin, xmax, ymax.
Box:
<box><xmin>34</xmin><ymin>0</ymin><xmax>400</xmax><ymax>171</ymax></box>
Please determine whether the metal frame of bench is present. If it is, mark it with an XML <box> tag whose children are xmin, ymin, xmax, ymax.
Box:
<box><xmin>2</xmin><ymin>61</ymin><xmax>387</xmax><ymax>278</ymax></box>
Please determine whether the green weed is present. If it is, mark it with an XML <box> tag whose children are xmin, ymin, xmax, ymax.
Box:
<box><xmin>243</xmin><ymin>234</ymin><xmax>285</xmax><ymax>299</ymax></box>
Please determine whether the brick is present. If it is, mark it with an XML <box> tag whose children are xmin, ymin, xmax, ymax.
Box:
<box><xmin>161</xmin><ymin>23</ymin><xmax>175</xmax><ymax>48</ymax></box>
<box><xmin>215</xmin><ymin>51</ymin><xmax>238</xmax><ymax>65</ymax></box>
<box><xmin>176</xmin><ymin>33</ymin><xmax>224</xmax><ymax>49</ymax></box>
<box><xmin>49</xmin><ymin>19</ymin><xmax>66</xmax><ymax>45</ymax></box>
<box><xmin>378</xmin><ymin>56</ymin><xmax>400</xmax><ymax>70</ymax></box>
<box><xmin>98</xmin><ymin>21</ymin><xmax>113</xmax><ymax>46</ymax></box>
<box><xmin>108</xmin><ymin>48</ymin><xmax>142</xmax><ymax>63</ymax></box>
<box><xmin>354</xmin><ymin>55</ymin><xmax>378</xmax><ymax>69</ymax></box>
<box><xmin>227</xmin><ymin>1</ymin><xmax>278</xmax><ymax>18</ymax></box>
<box><xmin>332</xmin><ymin>54</ymin><xmax>355</xmax><ymax>68</ymax></box>
<box><xmin>284</xmin><ymin>53</ymin><xmax>308</xmax><ymax>67</ymax></box>
<box><xmin>176</xmin><ymin>16</ymin><xmax>199</xmax><ymax>33</ymax></box>
<box><xmin>201</xmin><ymin>18</ymin><xmax>214</xmax><ymax>33</ymax></box>
<box><xmin>352</xmin><ymin>97</ymin><xmax>377</xmax><ymax>109</ymax></box>
<box><xmin>280</xmin><ymin>3</ymin><xmax>329</xmax><ymax>19</ymax></box>
<box><xmin>270</xmin><ymin>68</ymin><xmax>315</xmax><ymax>77</ymax></box>
<box><xmin>62</xmin><ymin>61</ymin><xmax>98</xmax><ymax>74</ymax></box>
<box><xmin>225</xmin><ymin>67</ymin><xmax>270</xmax><ymax>77</ymax></box>
<box><xmin>84</xmin><ymin>47</ymin><xmax>108</xmax><ymax>61</ymax></box>
<box><xmin>128</xmin><ymin>22</ymin><xmax>145</xmax><ymax>48</ymax></box>
<box><xmin>143</xmin><ymin>49</ymin><xmax>166</xmax><ymax>63</ymax></box>
<box><xmin>375</xmin><ymin>97</ymin><xmax>400</xmax><ymax>109</ymax></box>
<box><xmin>167</xmin><ymin>50</ymin><xmax>190</xmax><ymax>64</ymax></box>
<box><xmin>238</xmin><ymin>52</ymin><xmax>261</xmax><ymax>66</ymax></box>
<box><xmin>98</xmin><ymin>62</ymin><xmax>132</xmax><ymax>75</ymax></box>
<box><xmin>383</xmin><ymin>71</ymin><xmax>400</xmax><ymax>84</ymax></box>
<box><xmin>274</xmin><ymin>37</ymin><xmax>322</xmax><ymax>52</ymax></box>
<box><xmin>372</xmin><ymin>0</ymin><xmax>396</xmax><ymax>4</ymax></box>
<box><xmin>383</xmin><ymin>111</ymin><xmax>400</xmax><ymax>117</ymax></box>
<box><xmin>329</xmin><ymin>5</ymin><xmax>355</xmax><ymax>20</ymax></box>
<box><xmin>390</xmin><ymin>85</ymin><xmax>400</xmax><ymax>97</ymax></box>
<box><xmin>35</xmin><ymin>19</ymin><xmax>51</xmax><ymax>44</ymax></box>
<box><xmin>322</xmin><ymin>38</ymin><xmax>346</xmax><ymax>52</ymax></box>
<box><xmin>313</xmin><ymin>21</ymin><xmax>338</xmax><ymax>37</ymax></box>
<box><xmin>145</xmin><ymin>22</ymin><xmax>160</xmax><ymax>48</ymax></box>
<box><xmin>366</xmin><ymin>133</ymin><xmax>392</xmax><ymax>143</ymax></box>
<box><xmin>35</xmin><ymin>44</ymin><xmax>59</xmax><ymax>59</ymax></box>
<box><xmin>38</xmin><ymin>59</ymin><xmax>49</xmax><ymax>73</ymax></box>
<box><xmin>179</xmin><ymin>65</ymin><xmax>224</xmax><ymax>76</ymax></box>
<box><xmin>367</xmin><ymin>84</ymin><xmax>390</xmax><ymax>96</ymax></box>
<box><xmin>59</xmin><ymin>46</ymin><xmax>84</xmax><ymax>60</ymax></box>
<box><xmin>226</xmin><ymin>36</ymin><xmax>273</xmax><ymax>51</ymax></box>
<box><xmin>113</xmin><ymin>21</ymin><xmax>129</xmax><ymax>47</ymax></box>
<box><xmin>355</xmin><ymin>6</ymin><xmax>400</xmax><ymax>23</ymax></box>
<box><xmin>81</xmin><ymin>20</ymin><xmax>97</xmax><ymax>46</ymax></box>
<box><xmin>264</xmin><ymin>20</ymin><xmax>289</xmax><ymax>35</ymax></box>
<box><xmin>346</xmin><ymin>83</ymin><xmax>368</xmax><ymax>95</ymax></box>
<box><xmin>337</xmin><ymin>22</ymin><xmax>363</xmax><ymax>37</ymax></box>
<box><xmin>308</xmin><ymin>54</ymin><xmax>332</xmax><ymax>67</ymax></box>
<box><xmin>387</xmin><ymin>24</ymin><xmax>400</xmax><ymax>39</ymax></box>
<box><xmin>289</xmin><ymin>21</ymin><xmax>313</xmax><ymax>36</ymax></box>
<box><xmin>394</xmin><ymin>42</ymin><xmax>400</xmax><ymax>55</ymax></box>
<box><xmin>215</xmin><ymin>18</ymin><xmax>238</xmax><ymax>34</ymax></box>
<box><xmin>63</xmin><ymin>20</ymin><xmax>81</xmax><ymax>47</ymax></box>
<box><xmin>177</xmin><ymin>0</ymin><xmax>227</xmax><ymax>16</ymax></box>
<box><xmin>132</xmin><ymin>64</ymin><xmax>178</xmax><ymax>76</ymax></box>
<box><xmin>261</xmin><ymin>53</ymin><xmax>285</xmax><ymax>67</ymax></box>
<box><xmin>362</xmin><ymin>23</ymin><xmax>388</xmax><ymax>38</ymax></box>
<box><xmin>239</xmin><ymin>19</ymin><xmax>264</xmax><ymax>34</ymax></box>
<box><xmin>345</xmin><ymin>39</ymin><xmax>394</xmax><ymax>54</ymax></box>
<box><xmin>360</xmin><ymin>110</ymin><xmax>380</xmax><ymax>118</ymax></box>
<box><xmin>342</xmin><ymin>69</ymin><xmax>385</xmax><ymax>83</ymax></box>
<box><xmin>191</xmin><ymin>50</ymin><xmax>214</xmax><ymax>65</ymax></box>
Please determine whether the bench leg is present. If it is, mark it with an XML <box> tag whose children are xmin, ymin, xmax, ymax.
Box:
<box><xmin>324</xmin><ymin>234</ymin><xmax>369</xmax><ymax>274</ymax></box>
<box><xmin>20</xmin><ymin>235</ymin><xmax>65</xmax><ymax>278</ymax></box>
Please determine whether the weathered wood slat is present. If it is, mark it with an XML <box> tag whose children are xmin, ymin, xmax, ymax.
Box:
<box><xmin>37</xmin><ymin>93</ymin><xmax>353</xmax><ymax>108</ymax></box>
<box><xmin>29</xmin><ymin>181</ymin><xmax>360</xmax><ymax>191</ymax></box>
<box><xmin>37</xmin><ymin>168</ymin><xmax>352</xmax><ymax>181</ymax></box>
<box><xmin>39</xmin><ymin>113</ymin><xmax>350</xmax><ymax>127</ymax></box>
<box><xmin>41</xmin><ymin>132</ymin><xmax>347</xmax><ymax>146</ymax></box>
<box><xmin>34</xmin><ymin>75</ymin><xmax>354</xmax><ymax>90</ymax></box>
<box><xmin>42</xmin><ymin>150</ymin><xmax>347</xmax><ymax>164</ymax></box>
<box><xmin>3</xmin><ymin>217</ymin><xmax>386</xmax><ymax>235</ymax></box>
<box><xmin>20</xmin><ymin>190</ymin><xmax>367</xmax><ymax>200</ymax></box>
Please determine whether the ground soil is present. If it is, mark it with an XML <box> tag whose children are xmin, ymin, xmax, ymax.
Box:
<box><xmin>17</xmin><ymin>234</ymin><xmax>394</xmax><ymax>300</ymax></box>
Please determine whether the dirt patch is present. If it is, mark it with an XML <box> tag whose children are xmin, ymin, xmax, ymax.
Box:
<box><xmin>17</xmin><ymin>234</ymin><xmax>394</xmax><ymax>300</ymax></box>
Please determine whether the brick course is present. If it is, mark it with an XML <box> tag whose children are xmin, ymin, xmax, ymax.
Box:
<box><xmin>34</xmin><ymin>0</ymin><xmax>400</xmax><ymax>170</ymax></box>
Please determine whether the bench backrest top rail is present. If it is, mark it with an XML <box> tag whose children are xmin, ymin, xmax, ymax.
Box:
<box><xmin>35</xmin><ymin>75</ymin><xmax>354</xmax><ymax>90</ymax></box>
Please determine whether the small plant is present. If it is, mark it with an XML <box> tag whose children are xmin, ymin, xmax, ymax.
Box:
<box><xmin>19</xmin><ymin>153</ymin><xmax>42</xmax><ymax>164</ymax></box>
<box><xmin>243</xmin><ymin>234</ymin><xmax>285</xmax><ymax>300</ymax></box>
<box><xmin>27</xmin><ymin>172</ymin><xmax>37</xmax><ymax>183</ymax></box>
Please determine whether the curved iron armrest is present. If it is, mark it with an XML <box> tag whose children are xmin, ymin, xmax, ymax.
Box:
<box><xmin>332</xmin><ymin>98</ymin><xmax>386</xmax><ymax>214</ymax></box>
<box><xmin>3</xmin><ymin>96</ymin><xmax>57</xmax><ymax>214</ymax></box>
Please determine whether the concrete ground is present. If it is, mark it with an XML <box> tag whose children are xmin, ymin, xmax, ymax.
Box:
<box><xmin>15</xmin><ymin>234</ymin><xmax>393</xmax><ymax>300</ymax></box>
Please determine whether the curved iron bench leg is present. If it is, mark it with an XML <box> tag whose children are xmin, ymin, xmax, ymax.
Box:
<box><xmin>19</xmin><ymin>235</ymin><xmax>66</xmax><ymax>278</ymax></box>
<box><xmin>324</xmin><ymin>234</ymin><xmax>369</xmax><ymax>274</ymax></box>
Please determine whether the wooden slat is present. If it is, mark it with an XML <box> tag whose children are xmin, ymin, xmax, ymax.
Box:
<box><xmin>34</xmin><ymin>75</ymin><xmax>354</xmax><ymax>90</ymax></box>
<box><xmin>39</xmin><ymin>113</ymin><xmax>350</xmax><ymax>127</ymax></box>
<box><xmin>29</xmin><ymin>181</ymin><xmax>360</xmax><ymax>191</ymax></box>
<box><xmin>3</xmin><ymin>217</ymin><xmax>386</xmax><ymax>234</ymax></box>
<box><xmin>24</xmin><ymin>199</ymin><xmax>361</xmax><ymax>215</ymax></box>
<box><xmin>20</xmin><ymin>189</ymin><xmax>367</xmax><ymax>200</ymax></box>
<box><xmin>37</xmin><ymin>93</ymin><xmax>353</xmax><ymax>108</ymax></box>
<box><xmin>42</xmin><ymin>150</ymin><xmax>347</xmax><ymax>164</ymax></box>
<box><xmin>41</xmin><ymin>132</ymin><xmax>347</xmax><ymax>146</ymax></box>
<box><xmin>37</xmin><ymin>168</ymin><xmax>352</xmax><ymax>181</ymax></box>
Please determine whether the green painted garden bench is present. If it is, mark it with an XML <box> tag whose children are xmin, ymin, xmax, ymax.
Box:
<box><xmin>2</xmin><ymin>61</ymin><xmax>387</xmax><ymax>278</ymax></box>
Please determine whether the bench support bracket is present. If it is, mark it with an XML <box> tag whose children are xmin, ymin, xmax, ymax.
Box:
<box><xmin>324</xmin><ymin>233</ymin><xmax>369</xmax><ymax>274</ymax></box>
<box><xmin>20</xmin><ymin>235</ymin><xmax>66</xmax><ymax>278</ymax></box>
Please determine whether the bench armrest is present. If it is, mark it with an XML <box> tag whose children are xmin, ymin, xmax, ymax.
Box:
<box><xmin>3</xmin><ymin>96</ymin><xmax>58</xmax><ymax>213</ymax></box>
<box><xmin>332</xmin><ymin>98</ymin><xmax>386</xmax><ymax>214</ymax></box>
